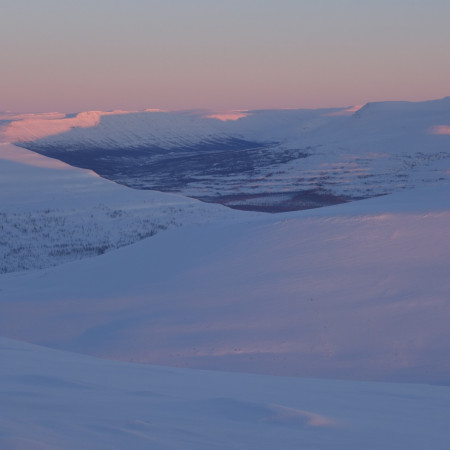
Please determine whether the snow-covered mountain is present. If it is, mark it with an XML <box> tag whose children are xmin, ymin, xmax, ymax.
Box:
<box><xmin>1</xmin><ymin>100</ymin><xmax>450</xmax><ymax>448</ymax></box>
<box><xmin>0</xmin><ymin>101</ymin><xmax>449</xmax><ymax>382</ymax></box>
<box><xmin>9</xmin><ymin>98</ymin><xmax>450</xmax><ymax>212</ymax></box>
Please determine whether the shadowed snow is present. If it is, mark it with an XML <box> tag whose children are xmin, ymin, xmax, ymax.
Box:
<box><xmin>1</xmin><ymin>338</ymin><xmax>450</xmax><ymax>450</ymax></box>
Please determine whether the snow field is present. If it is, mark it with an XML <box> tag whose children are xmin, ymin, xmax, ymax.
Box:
<box><xmin>1</xmin><ymin>337</ymin><xmax>450</xmax><ymax>450</ymax></box>
<box><xmin>1</xmin><ymin>184</ymin><xmax>449</xmax><ymax>384</ymax></box>
<box><xmin>1</xmin><ymin>101</ymin><xmax>450</xmax><ymax>449</ymax></box>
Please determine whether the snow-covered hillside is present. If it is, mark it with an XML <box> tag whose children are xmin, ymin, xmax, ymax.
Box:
<box><xmin>0</xmin><ymin>142</ymin><xmax>249</xmax><ymax>273</ymax></box>
<box><xmin>1</xmin><ymin>100</ymin><xmax>450</xmax><ymax>448</ymax></box>
<box><xmin>2</xmin><ymin>337</ymin><xmax>450</xmax><ymax>450</ymax></box>
<box><xmin>9</xmin><ymin>98</ymin><xmax>450</xmax><ymax>211</ymax></box>
<box><xmin>1</xmin><ymin>181</ymin><xmax>449</xmax><ymax>384</ymax></box>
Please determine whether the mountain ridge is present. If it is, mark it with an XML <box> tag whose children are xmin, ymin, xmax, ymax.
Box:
<box><xmin>8</xmin><ymin>97</ymin><xmax>449</xmax><ymax>212</ymax></box>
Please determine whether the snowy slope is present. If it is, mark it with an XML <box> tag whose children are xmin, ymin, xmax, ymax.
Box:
<box><xmin>1</xmin><ymin>184</ymin><xmax>449</xmax><ymax>384</ymax></box>
<box><xmin>1</xmin><ymin>101</ymin><xmax>450</xmax><ymax>448</ymax></box>
<box><xmin>2</xmin><ymin>337</ymin><xmax>450</xmax><ymax>450</ymax></box>
<box><xmin>0</xmin><ymin>142</ymin><xmax>250</xmax><ymax>273</ymax></box>
<box><xmin>9</xmin><ymin>98</ymin><xmax>450</xmax><ymax>211</ymax></box>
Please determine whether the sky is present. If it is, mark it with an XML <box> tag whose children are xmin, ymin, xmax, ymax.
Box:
<box><xmin>1</xmin><ymin>0</ymin><xmax>450</xmax><ymax>113</ymax></box>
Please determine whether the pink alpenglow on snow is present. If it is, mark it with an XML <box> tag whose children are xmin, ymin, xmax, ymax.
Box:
<box><xmin>429</xmin><ymin>125</ymin><xmax>450</xmax><ymax>135</ymax></box>
<box><xmin>205</xmin><ymin>111</ymin><xmax>250</xmax><ymax>121</ymax></box>
<box><xmin>3</xmin><ymin>110</ymin><xmax>139</xmax><ymax>143</ymax></box>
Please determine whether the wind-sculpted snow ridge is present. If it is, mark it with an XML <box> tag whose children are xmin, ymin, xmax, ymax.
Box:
<box><xmin>11</xmin><ymin>98</ymin><xmax>450</xmax><ymax>212</ymax></box>
<box><xmin>2</xmin><ymin>337</ymin><xmax>450</xmax><ymax>450</ymax></box>
<box><xmin>0</xmin><ymin>143</ymin><xmax>250</xmax><ymax>274</ymax></box>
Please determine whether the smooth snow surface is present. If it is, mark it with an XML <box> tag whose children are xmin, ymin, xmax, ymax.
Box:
<box><xmin>1</xmin><ymin>176</ymin><xmax>449</xmax><ymax>383</ymax></box>
<box><xmin>2</xmin><ymin>337</ymin><xmax>450</xmax><ymax>450</ymax></box>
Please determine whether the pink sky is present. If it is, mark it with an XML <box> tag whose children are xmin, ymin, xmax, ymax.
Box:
<box><xmin>1</xmin><ymin>1</ymin><xmax>449</xmax><ymax>113</ymax></box>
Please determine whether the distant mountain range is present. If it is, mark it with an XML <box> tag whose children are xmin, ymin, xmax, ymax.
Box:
<box><xmin>8</xmin><ymin>97</ymin><xmax>450</xmax><ymax>211</ymax></box>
